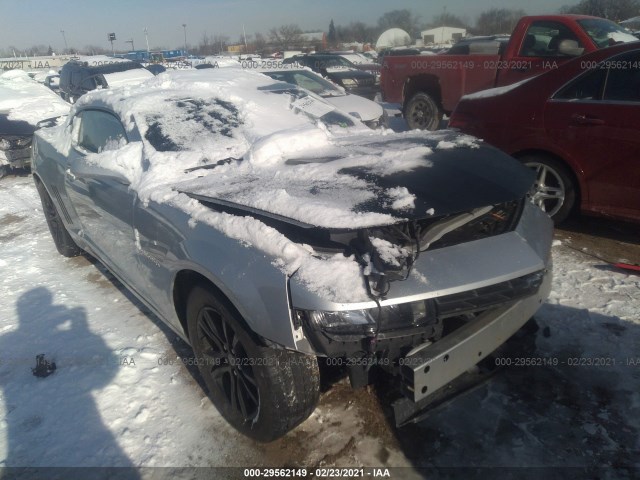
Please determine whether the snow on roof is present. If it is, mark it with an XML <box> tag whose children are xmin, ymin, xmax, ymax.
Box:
<box><xmin>103</xmin><ymin>68</ymin><xmax>154</xmax><ymax>87</ymax></box>
<box><xmin>0</xmin><ymin>70</ymin><xmax>70</xmax><ymax>125</ymax></box>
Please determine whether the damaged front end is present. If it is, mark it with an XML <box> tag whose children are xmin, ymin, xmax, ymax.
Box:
<box><xmin>179</xmin><ymin>136</ymin><xmax>553</xmax><ymax>410</ymax></box>
<box><xmin>289</xmin><ymin>199</ymin><xmax>553</xmax><ymax>401</ymax></box>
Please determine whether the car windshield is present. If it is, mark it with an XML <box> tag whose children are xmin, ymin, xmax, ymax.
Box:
<box><xmin>144</xmin><ymin>86</ymin><xmax>353</xmax><ymax>152</ymax></box>
<box><xmin>578</xmin><ymin>18</ymin><xmax>639</xmax><ymax>47</ymax></box>
<box><xmin>315</xmin><ymin>56</ymin><xmax>355</xmax><ymax>68</ymax></box>
<box><xmin>264</xmin><ymin>71</ymin><xmax>343</xmax><ymax>97</ymax></box>
<box><xmin>259</xmin><ymin>85</ymin><xmax>354</xmax><ymax>125</ymax></box>
<box><xmin>340</xmin><ymin>54</ymin><xmax>367</xmax><ymax>64</ymax></box>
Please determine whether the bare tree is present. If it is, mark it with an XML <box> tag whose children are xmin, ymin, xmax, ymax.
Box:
<box><xmin>347</xmin><ymin>22</ymin><xmax>378</xmax><ymax>43</ymax></box>
<box><xmin>475</xmin><ymin>8</ymin><xmax>527</xmax><ymax>35</ymax></box>
<box><xmin>560</xmin><ymin>0</ymin><xmax>640</xmax><ymax>20</ymax></box>
<box><xmin>428</xmin><ymin>12</ymin><xmax>469</xmax><ymax>29</ymax></box>
<box><xmin>377</xmin><ymin>9</ymin><xmax>421</xmax><ymax>38</ymax></box>
<box><xmin>197</xmin><ymin>33</ymin><xmax>212</xmax><ymax>56</ymax></box>
<box><xmin>269</xmin><ymin>24</ymin><xmax>303</xmax><ymax>49</ymax></box>
<box><xmin>83</xmin><ymin>45</ymin><xmax>110</xmax><ymax>55</ymax></box>
<box><xmin>253</xmin><ymin>33</ymin><xmax>267</xmax><ymax>52</ymax></box>
<box><xmin>211</xmin><ymin>34</ymin><xmax>229</xmax><ymax>54</ymax></box>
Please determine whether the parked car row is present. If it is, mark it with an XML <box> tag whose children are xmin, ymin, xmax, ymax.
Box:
<box><xmin>0</xmin><ymin>52</ymin><xmax>391</xmax><ymax>179</ymax></box>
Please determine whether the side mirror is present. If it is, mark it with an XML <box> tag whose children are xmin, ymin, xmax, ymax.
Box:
<box><xmin>558</xmin><ymin>39</ymin><xmax>584</xmax><ymax>57</ymax></box>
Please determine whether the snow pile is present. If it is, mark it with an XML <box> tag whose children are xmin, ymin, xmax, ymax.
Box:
<box><xmin>0</xmin><ymin>70</ymin><xmax>70</xmax><ymax>125</ymax></box>
<box><xmin>385</xmin><ymin>186</ymin><xmax>415</xmax><ymax>211</ymax></box>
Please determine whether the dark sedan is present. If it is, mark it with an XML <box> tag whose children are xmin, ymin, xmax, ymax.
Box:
<box><xmin>450</xmin><ymin>43</ymin><xmax>640</xmax><ymax>224</ymax></box>
<box><xmin>284</xmin><ymin>54</ymin><xmax>378</xmax><ymax>99</ymax></box>
<box><xmin>0</xmin><ymin>70</ymin><xmax>70</xmax><ymax>177</ymax></box>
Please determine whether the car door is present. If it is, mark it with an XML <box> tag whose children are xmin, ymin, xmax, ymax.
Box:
<box><xmin>544</xmin><ymin>50</ymin><xmax>640</xmax><ymax>220</ymax></box>
<box><xmin>497</xmin><ymin>20</ymin><xmax>585</xmax><ymax>87</ymax></box>
<box><xmin>64</xmin><ymin>108</ymin><xmax>141</xmax><ymax>284</ymax></box>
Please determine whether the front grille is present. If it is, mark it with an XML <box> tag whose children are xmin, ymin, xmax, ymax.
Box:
<box><xmin>435</xmin><ymin>270</ymin><xmax>545</xmax><ymax>318</ymax></box>
<box><xmin>357</xmin><ymin>78</ymin><xmax>375</xmax><ymax>86</ymax></box>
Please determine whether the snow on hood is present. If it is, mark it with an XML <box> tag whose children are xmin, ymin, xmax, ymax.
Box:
<box><xmin>36</xmin><ymin>69</ymin><xmax>497</xmax><ymax>303</ymax></box>
<box><xmin>0</xmin><ymin>70</ymin><xmax>70</xmax><ymax>125</ymax></box>
<box><xmin>103</xmin><ymin>69</ymin><xmax>154</xmax><ymax>88</ymax></box>
<box><xmin>326</xmin><ymin>93</ymin><xmax>383</xmax><ymax>122</ymax></box>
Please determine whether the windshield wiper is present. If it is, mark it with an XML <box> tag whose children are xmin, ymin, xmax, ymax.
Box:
<box><xmin>184</xmin><ymin>157</ymin><xmax>241</xmax><ymax>173</ymax></box>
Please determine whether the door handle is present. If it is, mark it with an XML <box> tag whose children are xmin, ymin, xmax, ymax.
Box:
<box><xmin>571</xmin><ymin>114</ymin><xmax>605</xmax><ymax>126</ymax></box>
<box><xmin>65</xmin><ymin>168</ymin><xmax>76</xmax><ymax>181</ymax></box>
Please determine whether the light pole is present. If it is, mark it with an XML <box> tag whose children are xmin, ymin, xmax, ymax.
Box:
<box><xmin>144</xmin><ymin>27</ymin><xmax>150</xmax><ymax>55</ymax></box>
<box><xmin>60</xmin><ymin>30</ymin><xmax>68</xmax><ymax>53</ymax></box>
<box><xmin>182</xmin><ymin>23</ymin><xmax>188</xmax><ymax>56</ymax></box>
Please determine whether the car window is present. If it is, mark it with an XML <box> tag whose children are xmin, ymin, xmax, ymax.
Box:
<box><xmin>578</xmin><ymin>18</ymin><xmax>638</xmax><ymax>48</ymax></box>
<box><xmin>520</xmin><ymin>21</ymin><xmax>582</xmax><ymax>57</ymax></box>
<box><xmin>75</xmin><ymin>110</ymin><xmax>128</xmax><ymax>153</ymax></box>
<box><xmin>603</xmin><ymin>52</ymin><xmax>640</xmax><ymax>102</ymax></box>
<box><xmin>554</xmin><ymin>51</ymin><xmax>640</xmax><ymax>102</ymax></box>
<box><xmin>554</xmin><ymin>67</ymin><xmax>607</xmax><ymax>101</ymax></box>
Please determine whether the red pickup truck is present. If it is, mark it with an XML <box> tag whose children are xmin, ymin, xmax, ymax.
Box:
<box><xmin>380</xmin><ymin>15</ymin><xmax>638</xmax><ymax>130</ymax></box>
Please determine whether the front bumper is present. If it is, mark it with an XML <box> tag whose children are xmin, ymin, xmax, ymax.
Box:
<box><xmin>400</xmin><ymin>266</ymin><xmax>551</xmax><ymax>402</ymax></box>
<box><xmin>0</xmin><ymin>146</ymin><xmax>31</xmax><ymax>167</ymax></box>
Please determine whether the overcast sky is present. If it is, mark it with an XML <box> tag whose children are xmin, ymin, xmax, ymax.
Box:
<box><xmin>1</xmin><ymin>0</ymin><xmax>572</xmax><ymax>52</ymax></box>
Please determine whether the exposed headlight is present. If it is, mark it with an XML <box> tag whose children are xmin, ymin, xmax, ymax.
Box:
<box><xmin>341</xmin><ymin>78</ymin><xmax>357</xmax><ymax>87</ymax></box>
<box><xmin>297</xmin><ymin>299</ymin><xmax>435</xmax><ymax>336</ymax></box>
<box><xmin>0</xmin><ymin>135</ymin><xmax>31</xmax><ymax>151</ymax></box>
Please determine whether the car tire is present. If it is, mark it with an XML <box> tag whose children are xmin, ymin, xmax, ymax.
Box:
<box><xmin>35</xmin><ymin>180</ymin><xmax>82</xmax><ymax>257</ymax></box>
<box><xmin>405</xmin><ymin>92</ymin><xmax>442</xmax><ymax>131</ymax></box>
<box><xmin>186</xmin><ymin>285</ymin><xmax>320</xmax><ymax>442</ymax></box>
<box><xmin>520</xmin><ymin>155</ymin><xmax>576</xmax><ymax>224</ymax></box>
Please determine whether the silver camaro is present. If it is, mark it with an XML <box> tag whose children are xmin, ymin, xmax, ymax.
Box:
<box><xmin>31</xmin><ymin>69</ymin><xmax>553</xmax><ymax>441</ymax></box>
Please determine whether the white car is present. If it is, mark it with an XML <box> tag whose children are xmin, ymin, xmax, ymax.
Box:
<box><xmin>263</xmin><ymin>69</ymin><xmax>385</xmax><ymax>128</ymax></box>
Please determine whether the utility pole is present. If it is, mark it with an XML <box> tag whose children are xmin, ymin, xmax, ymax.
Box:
<box><xmin>144</xmin><ymin>27</ymin><xmax>150</xmax><ymax>55</ymax></box>
<box><xmin>182</xmin><ymin>23</ymin><xmax>188</xmax><ymax>56</ymax></box>
<box><xmin>243</xmin><ymin>24</ymin><xmax>248</xmax><ymax>52</ymax></box>
<box><xmin>60</xmin><ymin>30</ymin><xmax>68</xmax><ymax>53</ymax></box>
<box><xmin>108</xmin><ymin>33</ymin><xmax>116</xmax><ymax>55</ymax></box>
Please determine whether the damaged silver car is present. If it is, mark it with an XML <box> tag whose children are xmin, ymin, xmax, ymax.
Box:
<box><xmin>32</xmin><ymin>69</ymin><xmax>552</xmax><ymax>441</ymax></box>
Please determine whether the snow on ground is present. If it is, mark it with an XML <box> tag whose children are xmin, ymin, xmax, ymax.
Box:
<box><xmin>0</xmin><ymin>174</ymin><xmax>638</xmax><ymax>477</ymax></box>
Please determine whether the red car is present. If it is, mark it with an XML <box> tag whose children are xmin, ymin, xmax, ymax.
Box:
<box><xmin>450</xmin><ymin>42</ymin><xmax>640</xmax><ymax>224</ymax></box>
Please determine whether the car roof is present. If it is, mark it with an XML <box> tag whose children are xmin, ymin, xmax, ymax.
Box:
<box><xmin>73</xmin><ymin>69</ymin><xmax>359</xmax><ymax>154</ymax></box>
<box><xmin>63</xmin><ymin>59</ymin><xmax>144</xmax><ymax>74</ymax></box>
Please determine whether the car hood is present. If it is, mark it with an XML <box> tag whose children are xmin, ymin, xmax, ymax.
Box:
<box><xmin>325</xmin><ymin>69</ymin><xmax>374</xmax><ymax>80</ymax></box>
<box><xmin>0</xmin><ymin>114</ymin><xmax>36</xmax><ymax>136</ymax></box>
<box><xmin>323</xmin><ymin>94</ymin><xmax>383</xmax><ymax>122</ymax></box>
<box><xmin>175</xmin><ymin>131</ymin><xmax>534</xmax><ymax>231</ymax></box>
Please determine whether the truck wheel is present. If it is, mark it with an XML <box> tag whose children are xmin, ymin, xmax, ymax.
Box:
<box><xmin>187</xmin><ymin>285</ymin><xmax>320</xmax><ymax>442</ymax></box>
<box><xmin>520</xmin><ymin>155</ymin><xmax>576</xmax><ymax>224</ymax></box>
<box><xmin>405</xmin><ymin>92</ymin><xmax>442</xmax><ymax>130</ymax></box>
<box><xmin>35</xmin><ymin>180</ymin><xmax>82</xmax><ymax>257</ymax></box>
